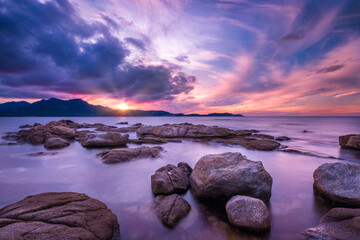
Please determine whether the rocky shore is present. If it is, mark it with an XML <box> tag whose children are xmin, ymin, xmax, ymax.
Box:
<box><xmin>1</xmin><ymin>119</ymin><xmax>359</xmax><ymax>239</ymax></box>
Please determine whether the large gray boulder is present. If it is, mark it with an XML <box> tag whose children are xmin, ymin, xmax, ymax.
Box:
<box><xmin>99</xmin><ymin>146</ymin><xmax>163</xmax><ymax>164</ymax></box>
<box><xmin>44</xmin><ymin>137</ymin><xmax>70</xmax><ymax>149</ymax></box>
<box><xmin>151</xmin><ymin>162</ymin><xmax>192</xmax><ymax>195</ymax></box>
<box><xmin>81</xmin><ymin>132</ymin><xmax>129</xmax><ymax>148</ymax></box>
<box><xmin>153</xmin><ymin>194</ymin><xmax>191</xmax><ymax>228</ymax></box>
<box><xmin>0</xmin><ymin>192</ymin><xmax>120</xmax><ymax>240</ymax></box>
<box><xmin>226</xmin><ymin>195</ymin><xmax>270</xmax><ymax>232</ymax></box>
<box><xmin>313</xmin><ymin>162</ymin><xmax>360</xmax><ymax>207</ymax></box>
<box><xmin>302</xmin><ymin>208</ymin><xmax>360</xmax><ymax>240</ymax></box>
<box><xmin>190</xmin><ymin>152</ymin><xmax>272</xmax><ymax>202</ymax></box>
<box><xmin>339</xmin><ymin>134</ymin><xmax>360</xmax><ymax>150</ymax></box>
<box><xmin>137</xmin><ymin>123</ymin><xmax>236</xmax><ymax>138</ymax></box>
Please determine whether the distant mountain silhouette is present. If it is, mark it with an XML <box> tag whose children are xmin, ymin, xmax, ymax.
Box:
<box><xmin>0</xmin><ymin>98</ymin><xmax>243</xmax><ymax>117</ymax></box>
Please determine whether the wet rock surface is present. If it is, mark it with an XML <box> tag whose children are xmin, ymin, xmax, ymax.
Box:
<box><xmin>302</xmin><ymin>208</ymin><xmax>360</xmax><ymax>240</ymax></box>
<box><xmin>226</xmin><ymin>195</ymin><xmax>271</xmax><ymax>232</ymax></box>
<box><xmin>81</xmin><ymin>132</ymin><xmax>129</xmax><ymax>148</ymax></box>
<box><xmin>190</xmin><ymin>152</ymin><xmax>273</xmax><ymax>202</ymax></box>
<box><xmin>137</xmin><ymin>123</ymin><xmax>237</xmax><ymax>138</ymax></box>
<box><xmin>0</xmin><ymin>192</ymin><xmax>121</xmax><ymax>240</ymax></box>
<box><xmin>151</xmin><ymin>162</ymin><xmax>193</xmax><ymax>195</ymax></box>
<box><xmin>275</xmin><ymin>136</ymin><xmax>291</xmax><ymax>141</ymax></box>
<box><xmin>339</xmin><ymin>134</ymin><xmax>360</xmax><ymax>150</ymax></box>
<box><xmin>313</xmin><ymin>162</ymin><xmax>360</xmax><ymax>207</ymax></box>
<box><xmin>44</xmin><ymin>137</ymin><xmax>70</xmax><ymax>149</ymax></box>
<box><xmin>153</xmin><ymin>194</ymin><xmax>191</xmax><ymax>228</ymax></box>
<box><xmin>99</xmin><ymin>146</ymin><xmax>163</xmax><ymax>164</ymax></box>
<box><xmin>212</xmin><ymin>137</ymin><xmax>280</xmax><ymax>151</ymax></box>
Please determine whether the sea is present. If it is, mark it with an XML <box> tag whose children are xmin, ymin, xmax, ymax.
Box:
<box><xmin>0</xmin><ymin>116</ymin><xmax>359</xmax><ymax>240</ymax></box>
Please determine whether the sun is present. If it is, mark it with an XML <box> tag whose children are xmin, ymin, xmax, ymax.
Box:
<box><xmin>117</xmin><ymin>103</ymin><xmax>129</xmax><ymax>110</ymax></box>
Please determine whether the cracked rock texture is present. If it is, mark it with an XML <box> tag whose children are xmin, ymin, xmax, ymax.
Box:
<box><xmin>151</xmin><ymin>162</ymin><xmax>193</xmax><ymax>195</ymax></box>
<box><xmin>153</xmin><ymin>194</ymin><xmax>191</xmax><ymax>228</ymax></box>
<box><xmin>0</xmin><ymin>192</ymin><xmax>121</xmax><ymax>240</ymax></box>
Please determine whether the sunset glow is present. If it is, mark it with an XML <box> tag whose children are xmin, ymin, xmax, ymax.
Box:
<box><xmin>0</xmin><ymin>0</ymin><xmax>359</xmax><ymax>115</ymax></box>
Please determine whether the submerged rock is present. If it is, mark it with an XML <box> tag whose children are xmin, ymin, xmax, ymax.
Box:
<box><xmin>137</xmin><ymin>123</ymin><xmax>236</xmax><ymax>138</ymax></box>
<box><xmin>252</xmin><ymin>134</ymin><xmax>274</xmax><ymax>140</ymax></box>
<box><xmin>99</xmin><ymin>146</ymin><xmax>163</xmax><ymax>164</ymax></box>
<box><xmin>313</xmin><ymin>162</ymin><xmax>360</xmax><ymax>207</ymax></box>
<box><xmin>190</xmin><ymin>152</ymin><xmax>272</xmax><ymax>202</ymax></box>
<box><xmin>226</xmin><ymin>195</ymin><xmax>271</xmax><ymax>232</ymax></box>
<box><xmin>339</xmin><ymin>134</ymin><xmax>360</xmax><ymax>150</ymax></box>
<box><xmin>151</xmin><ymin>162</ymin><xmax>193</xmax><ymax>195</ymax></box>
<box><xmin>153</xmin><ymin>194</ymin><xmax>191</xmax><ymax>228</ymax></box>
<box><xmin>129</xmin><ymin>137</ymin><xmax>182</xmax><ymax>145</ymax></box>
<box><xmin>212</xmin><ymin>137</ymin><xmax>280</xmax><ymax>151</ymax></box>
<box><xmin>19</xmin><ymin>124</ymin><xmax>32</xmax><ymax>129</ymax></box>
<box><xmin>0</xmin><ymin>192</ymin><xmax>121</xmax><ymax>240</ymax></box>
<box><xmin>44</xmin><ymin>137</ymin><xmax>70</xmax><ymax>149</ymax></box>
<box><xmin>302</xmin><ymin>208</ymin><xmax>360</xmax><ymax>240</ymax></box>
<box><xmin>81</xmin><ymin>132</ymin><xmax>129</xmax><ymax>148</ymax></box>
<box><xmin>275</xmin><ymin>136</ymin><xmax>291</xmax><ymax>141</ymax></box>
<box><xmin>117</xmin><ymin>122</ymin><xmax>129</xmax><ymax>125</ymax></box>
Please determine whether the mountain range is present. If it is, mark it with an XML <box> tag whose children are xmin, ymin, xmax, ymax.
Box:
<box><xmin>0</xmin><ymin>98</ymin><xmax>243</xmax><ymax>117</ymax></box>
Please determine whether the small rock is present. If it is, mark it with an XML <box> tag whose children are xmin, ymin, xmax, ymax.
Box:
<box><xmin>226</xmin><ymin>195</ymin><xmax>271</xmax><ymax>232</ymax></box>
<box><xmin>313</xmin><ymin>162</ymin><xmax>360</xmax><ymax>207</ymax></box>
<box><xmin>339</xmin><ymin>134</ymin><xmax>360</xmax><ymax>150</ymax></box>
<box><xmin>153</xmin><ymin>194</ymin><xmax>191</xmax><ymax>228</ymax></box>
<box><xmin>19</xmin><ymin>124</ymin><xmax>32</xmax><ymax>129</ymax></box>
<box><xmin>302</xmin><ymin>208</ymin><xmax>360</xmax><ymax>240</ymax></box>
<box><xmin>212</xmin><ymin>137</ymin><xmax>280</xmax><ymax>151</ymax></box>
<box><xmin>99</xmin><ymin>146</ymin><xmax>163</xmax><ymax>164</ymax></box>
<box><xmin>275</xmin><ymin>136</ymin><xmax>291</xmax><ymax>141</ymax></box>
<box><xmin>117</xmin><ymin>122</ymin><xmax>129</xmax><ymax>125</ymax></box>
<box><xmin>252</xmin><ymin>134</ymin><xmax>274</xmax><ymax>140</ymax></box>
<box><xmin>151</xmin><ymin>162</ymin><xmax>193</xmax><ymax>195</ymax></box>
<box><xmin>26</xmin><ymin>152</ymin><xmax>59</xmax><ymax>157</ymax></box>
<box><xmin>44</xmin><ymin>137</ymin><xmax>70</xmax><ymax>149</ymax></box>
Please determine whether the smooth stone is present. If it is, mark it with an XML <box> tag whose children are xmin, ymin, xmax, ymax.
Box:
<box><xmin>44</xmin><ymin>137</ymin><xmax>70</xmax><ymax>149</ymax></box>
<box><xmin>51</xmin><ymin>126</ymin><xmax>76</xmax><ymax>139</ymax></box>
<box><xmin>339</xmin><ymin>134</ymin><xmax>360</xmax><ymax>150</ymax></box>
<box><xmin>99</xmin><ymin>146</ymin><xmax>163</xmax><ymax>164</ymax></box>
<box><xmin>252</xmin><ymin>134</ymin><xmax>275</xmax><ymax>140</ymax></box>
<box><xmin>153</xmin><ymin>194</ymin><xmax>191</xmax><ymax>228</ymax></box>
<box><xmin>151</xmin><ymin>162</ymin><xmax>193</xmax><ymax>195</ymax></box>
<box><xmin>302</xmin><ymin>208</ymin><xmax>360</xmax><ymax>240</ymax></box>
<box><xmin>212</xmin><ymin>137</ymin><xmax>280</xmax><ymax>151</ymax></box>
<box><xmin>275</xmin><ymin>136</ymin><xmax>291</xmax><ymax>141</ymax></box>
<box><xmin>190</xmin><ymin>152</ymin><xmax>272</xmax><ymax>202</ymax></box>
<box><xmin>81</xmin><ymin>132</ymin><xmax>129</xmax><ymax>148</ymax></box>
<box><xmin>313</xmin><ymin>162</ymin><xmax>360</xmax><ymax>207</ymax></box>
<box><xmin>226</xmin><ymin>195</ymin><xmax>271</xmax><ymax>232</ymax></box>
<box><xmin>0</xmin><ymin>192</ymin><xmax>120</xmax><ymax>240</ymax></box>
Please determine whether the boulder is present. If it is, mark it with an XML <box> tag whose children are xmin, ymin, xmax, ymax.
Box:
<box><xmin>0</xmin><ymin>192</ymin><xmax>120</xmax><ymax>240</ymax></box>
<box><xmin>339</xmin><ymin>134</ymin><xmax>360</xmax><ymax>150</ymax></box>
<box><xmin>99</xmin><ymin>146</ymin><xmax>163</xmax><ymax>164</ymax></box>
<box><xmin>44</xmin><ymin>137</ymin><xmax>70</xmax><ymax>149</ymax></box>
<box><xmin>151</xmin><ymin>162</ymin><xmax>193</xmax><ymax>195</ymax></box>
<box><xmin>136</xmin><ymin>123</ymin><xmax>236</xmax><ymax>138</ymax></box>
<box><xmin>234</xmin><ymin>130</ymin><xmax>253</xmax><ymax>136</ymax></box>
<box><xmin>51</xmin><ymin>126</ymin><xmax>76</xmax><ymax>139</ymax></box>
<box><xmin>153</xmin><ymin>194</ymin><xmax>191</xmax><ymax>228</ymax></box>
<box><xmin>190</xmin><ymin>152</ymin><xmax>272</xmax><ymax>202</ymax></box>
<box><xmin>81</xmin><ymin>132</ymin><xmax>129</xmax><ymax>148</ymax></box>
<box><xmin>226</xmin><ymin>195</ymin><xmax>270</xmax><ymax>232</ymax></box>
<box><xmin>313</xmin><ymin>162</ymin><xmax>360</xmax><ymax>207</ymax></box>
<box><xmin>212</xmin><ymin>137</ymin><xmax>280</xmax><ymax>151</ymax></box>
<box><xmin>302</xmin><ymin>208</ymin><xmax>360</xmax><ymax>240</ymax></box>
<box><xmin>19</xmin><ymin>124</ymin><xmax>32</xmax><ymax>129</ymax></box>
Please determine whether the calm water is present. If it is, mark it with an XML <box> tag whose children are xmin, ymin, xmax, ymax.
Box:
<box><xmin>0</xmin><ymin>116</ymin><xmax>359</xmax><ymax>240</ymax></box>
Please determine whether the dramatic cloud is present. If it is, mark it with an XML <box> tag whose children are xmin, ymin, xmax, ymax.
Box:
<box><xmin>0</xmin><ymin>0</ymin><xmax>196</xmax><ymax>101</ymax></box>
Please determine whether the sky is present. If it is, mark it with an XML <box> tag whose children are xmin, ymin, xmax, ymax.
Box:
<box><xmin>0</xmin><ymin>0</ymin><xmax>360</xmax><ymax>115</ymax></box>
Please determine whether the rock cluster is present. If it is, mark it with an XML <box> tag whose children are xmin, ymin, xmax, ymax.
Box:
<box><xmin>0</xmin><ymin>192</ymin><xmax>121</xmax><ymax>240</ymax></box>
